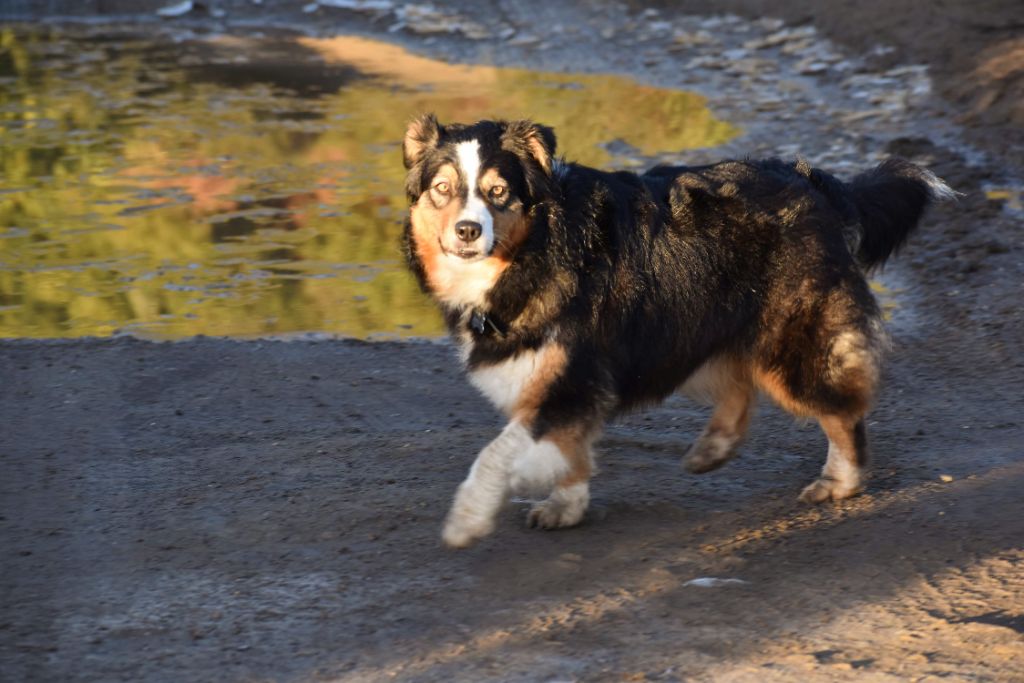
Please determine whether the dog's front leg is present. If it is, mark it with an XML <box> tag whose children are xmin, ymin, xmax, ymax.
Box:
<box><xmin>442</xmin><ymin>420</ymin><xmax>533</xmax><ymax>548</ymax></box>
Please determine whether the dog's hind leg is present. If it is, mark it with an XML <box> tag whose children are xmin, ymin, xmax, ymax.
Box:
<box><xmin>753</xmin><ymin>314</ymin><xmax>882</xmax><ymax>503</ymax></box>
<box><xmin>682</xmin><ymin>359</ymin><xmax>756</xmax><ymax>474</ymax></box>
<box><xmin>799</xmin><ymin>323</ymin><xmax>880</xmax><ymax>502</ymax></box>
<box><xmin>799</xmin><ymin>415</ymin><xmax>868</xmax><ymax>502</ymax></box>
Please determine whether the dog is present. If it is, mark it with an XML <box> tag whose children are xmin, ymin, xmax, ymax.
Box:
<box><xmin>401</xmin><ymin>114</ymin><xmax>952</xmax><ymax>548</ymax></box>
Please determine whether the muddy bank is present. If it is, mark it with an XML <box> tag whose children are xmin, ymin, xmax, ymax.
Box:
<box><xmin>641</xmin><ymin>0</ymin><xmax>1024</xmax><ymax>175</ymax></box>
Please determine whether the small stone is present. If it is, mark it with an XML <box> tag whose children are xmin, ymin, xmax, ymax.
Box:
<box><xmin>779</xmin><ymin>38</ymin><xmax>816</xmax><ymax>55</ymax></box>
<box><xmin>670</xmin><ymin>29</ymin><xmax>715</xmax><ymax>50</ymax></box>
<box><xmin>796</xmin><ymin>58</ymin><xmax>829</xmax><ymax>75</ymax></box>
<box><xmin>507</xmin><ymin>34</ymin><xmax>541</xmax><ymax>46</ymax></box>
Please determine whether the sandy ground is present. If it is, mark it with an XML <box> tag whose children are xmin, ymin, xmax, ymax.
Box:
<box><xmin>2</xmin><ymin>1</ymin><xmax>1024</xmax><ymax>681</ymax></box>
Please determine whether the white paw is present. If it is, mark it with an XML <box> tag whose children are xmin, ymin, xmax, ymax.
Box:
<box><xmin>798</xmin><ymin>476</ymin><xmax>863</xmax><ymax>504</ymax></box>
<box><xmin>526</xmin><ymin>500</ymin><xmax>584</xmax><ymax>529</ymax></box>
<box><xmin>441</xmin><ymin>509</ymin><xmax>495</xmax><ymax>548</ymax></box>
<box><xmin>525</xmin><ymin>483</ymin><xmax>589</xmax><ymax>530</ymax></box>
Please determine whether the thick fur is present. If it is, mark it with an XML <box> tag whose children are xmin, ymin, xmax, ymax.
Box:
<box><xmin>402</xmin><ymin>116</ymin><xmax>950</xmax><ymax>547</ymax></box>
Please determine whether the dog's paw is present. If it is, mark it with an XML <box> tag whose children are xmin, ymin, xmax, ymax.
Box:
<box><xmin>525</xmin><ymin>483</ymin><xmax>589</xmax><ymax>530</ymax></box>
<box><xmin>526</xmin><ymin>500</ymin><xmax>585</xmax><ymax>530</ymax></box>
<box><xmin>798</xmin><ymin>477</ymin><xmax>862</xmax><ymax>504</ymax></box>
<box><xmin>682</xmin><ymin>433</ymin><xmax>737</xmax><ymax>474</ymax></box>
<box><xmin>441</xmin><ymin>511</ymin><xmax>494</xmax><ymax>549</ymax></box>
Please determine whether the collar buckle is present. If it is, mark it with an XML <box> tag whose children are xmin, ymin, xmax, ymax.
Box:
<box><xmin>469</xmin><ymin>309</ymin><xmax>504</xmax><ymax>337</ymax></box>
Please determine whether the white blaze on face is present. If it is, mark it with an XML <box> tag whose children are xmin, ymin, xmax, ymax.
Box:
<box><xmin>454</xmin><ymin>140</ymin><xmax>494</xmax><ymax>253</ymax></box>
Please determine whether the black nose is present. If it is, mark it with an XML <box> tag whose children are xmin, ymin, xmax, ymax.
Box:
<box><xmin>454</xmin><ymin>220</ymin><xmax>482</xmax><ymax>243</ymax></box>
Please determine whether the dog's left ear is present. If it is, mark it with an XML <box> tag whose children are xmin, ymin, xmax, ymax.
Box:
<box><xmin>502</xmin><ymin>120</ymin><xmax>557</xmax><ymax>174</ymax></box>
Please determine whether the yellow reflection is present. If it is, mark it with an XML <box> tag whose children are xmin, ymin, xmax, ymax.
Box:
<box><xmin>984</xmin><ymin>188</ymin><xmax>1022</xmax><ymax>211</ymax></box>
<box><xmin>869</xmin><ymin>280</ymin><xmax>901</xmax><ymax>322</ymax></box>
<box><xmin>0</xmin><ymin>28</ymin><xmax>738</xmax><ymax>339</ymax></box>
<box><xmin>297</xmin><ymin>35</ymin><xmax>739</xmax><ymax>167</ymax></box>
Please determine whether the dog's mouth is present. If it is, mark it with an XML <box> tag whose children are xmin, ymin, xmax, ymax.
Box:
<box><xmin>440</xmin><ymin>239</ymin><xmax>487</xmax><ymax>261</ymax></box>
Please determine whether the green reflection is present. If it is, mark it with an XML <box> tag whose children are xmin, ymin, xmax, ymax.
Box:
<box><xmin>0</xmin><ymin>28</ymin><xmax>739</xmax><ymax>339</ymax></box>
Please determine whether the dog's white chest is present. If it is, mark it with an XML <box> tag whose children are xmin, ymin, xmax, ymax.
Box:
<box><xmin>467</xmin><ymin>349</ymin><xmax>543</xmax><ymax>415</ymax></box>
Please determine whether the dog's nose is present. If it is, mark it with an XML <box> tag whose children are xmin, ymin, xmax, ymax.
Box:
<box><xmin>454</xmin><ymin>220</ymin><xmax>482</xmax><ymax>243</ymax></box>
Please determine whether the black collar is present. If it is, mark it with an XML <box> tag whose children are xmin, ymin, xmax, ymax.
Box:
<box><xmin>469</xmin><ymin>309</ymin><xmax>506</xmax><ymax>338</ymax></box>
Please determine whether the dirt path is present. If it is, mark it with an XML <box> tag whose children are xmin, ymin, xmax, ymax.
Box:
<box><xmin>2</xmin><ymin>331</ymin><xmax>1022</xmax><ymax>681</ymax></box>
<box><xmin>2</xmin><ymin>1</ymin><xmax>1023</xmax><ymax>682</ymax></box>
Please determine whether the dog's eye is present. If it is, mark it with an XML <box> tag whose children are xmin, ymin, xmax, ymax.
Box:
<box><xmin>433</xmin><ymin>181</ymin><xmax>450</xmax><ymax>195</ymax></box>
<box><xmin>489</xmin><ymin>185</ymin><xmax>507</xmax><ymax>199</ymax></box>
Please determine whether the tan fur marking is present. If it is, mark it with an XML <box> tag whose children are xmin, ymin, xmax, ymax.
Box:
<box><xmin>681</xmin><ymin>356</ymin><xmax>750</xmax><ymax>404</ymax></box>
<box><xmin>432</xmin><ymin>163</ymin><xmax>458</xmax><ymax>188</ymax></box>
<box><xmin>512</xmin><ymin>343</ymin><xmax>569</xmax><ymax>423</ymax></box>
<box><xmin>479</xmin><ymin>168</ymin><xmax>503</xmax><ymax>192</ymax></box>
<box><xmin>753</xmin><ymin>362</ymin><xmax>872</xmax><ymax>421</ymax></box>
<box><xmin>545</xmin><ymin>423</ymin><xmax>595</xmax><ymax>487</ymax></box>
<box><xmin>752</xmin><ymin>366</ymin><xmax>816</xmax><ymax>417</ymax></box>
<box><xmin>683</xmin><ymin>357</ymin><xmax>756</xmax><ymax>474</ymax></box>
<box><xmin>526</xmin><ymin>135</ymin><xmax>551</xmax><ymax>173</ymax></box>
<box><xmin>708</xmin><ymin>379</ymin><xmax>756</xmax><ymax>437</ymax></box>
<box><xmin>818</xmin><ymin>415</ymin><xmax>860</xmax><ymax>458</ymax></box>
<box><xmin>409</xmin><ymin>192</ymin><xmax>461</xmax><ymax>294</ymax></box>
<box><xmin>479</xmin><ymin>168</ymin><xmax>530</xmax><ymax>261</ymax></box>
<box><xmin>828</xmin><ymin>331</ymin><xmax>879</xmax><ymax>410</ymax></box>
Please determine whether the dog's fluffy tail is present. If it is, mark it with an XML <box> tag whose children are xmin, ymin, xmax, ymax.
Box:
<box><xmin>809</xmin><ymin>158</ymin><xmax>955</xmax><ymax>270</ymax></box>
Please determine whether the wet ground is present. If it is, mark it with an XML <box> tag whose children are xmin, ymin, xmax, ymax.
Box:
<box><xmin>2</xmin><ymin>1</ymin><xmax>1023</xmax><ymax>682</ymax></box>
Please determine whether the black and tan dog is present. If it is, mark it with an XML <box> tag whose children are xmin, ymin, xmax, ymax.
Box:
<box><xmin>402</xmin><ymin>115</ymin><xmax>951</xmax><ymax>548</ymax></box>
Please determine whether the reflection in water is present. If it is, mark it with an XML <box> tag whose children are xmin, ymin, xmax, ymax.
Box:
<box><xmin>0</xmin><ymin>28</ymin><xmax>739</xmax><ymax>339</ymax></box>
<box><xmin>869</xmin><ymin>280</ymin><xmax>901</xmax><ymax>322</ymax></box>
<box><xmin>984</xmin><ymin>187</ymin><xmax>1023</xmax><ymax>214</ymax></box>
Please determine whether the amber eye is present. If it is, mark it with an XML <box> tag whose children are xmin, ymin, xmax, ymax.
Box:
<box><xmin>489</xmin><ymin>185</ymin><xmax>507</xmax><ymax>199</ymax></box>
<box><xmin>433</xmin><ymin>181</ymin><xmax>450</xmax><ymax>195</ymax></box>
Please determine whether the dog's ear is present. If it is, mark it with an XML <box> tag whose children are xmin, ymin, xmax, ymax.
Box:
<box><xmin>502</xmin><ymin>120</ymin><xmax>557</xmax><ymax>174</ymax></box>
<box><xmin>403</xmin><ymin>114</ymin><xmax>442</xmax><ymax>169</ymax></box>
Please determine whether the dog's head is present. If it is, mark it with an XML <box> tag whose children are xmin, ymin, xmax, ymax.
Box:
<box><xmin>403</xmin><ymin>115</ymin><xmax>557</xmax><ymax>263</ymax></box>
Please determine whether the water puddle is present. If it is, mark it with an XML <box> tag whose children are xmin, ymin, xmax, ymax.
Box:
<box><xmin>0</xmin><ymin>27</ymin><xmax>738</xmax><ymax>339</ymax></box>
<box><xmin>869</xmin><ymin>279</ymin><xmax>901</xmax><ymax>322</ymax></box>
<box><xmin>870</xmin><ymin>266</ymin><xmax>924</xmax><ymax>336</ymax></box>
<box><xmin>984</xmin><ymin>186</ymin><xmax>1024</xmax><ymax>215</ymax></box>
